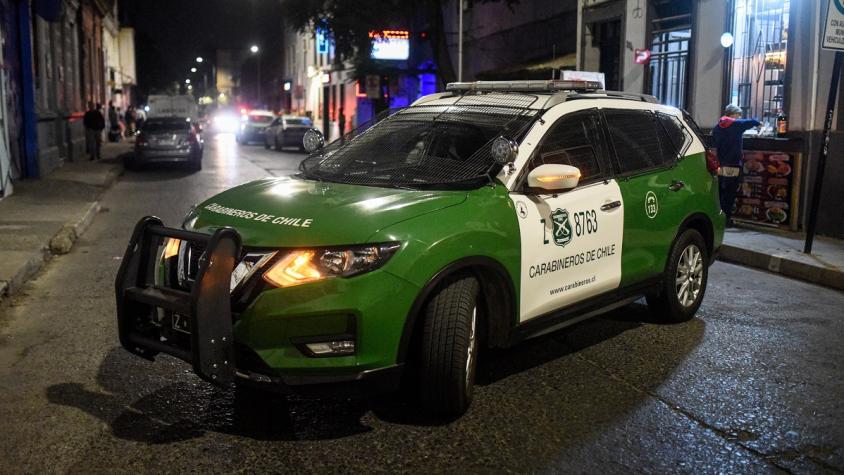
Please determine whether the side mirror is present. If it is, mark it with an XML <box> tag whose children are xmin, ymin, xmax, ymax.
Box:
<box><xmin>527</xmin><ymin>164</ymin><xmax>581</xmax><ymax>192</ymax></box>
<box><xmin>303</xmin><ymin>128</ymin><xmax>325</xmax><ymax>153</ymax></box>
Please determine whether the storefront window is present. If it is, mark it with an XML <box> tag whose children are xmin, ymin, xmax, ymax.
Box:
<box><xmin>727</xmin><ymin>0</ymin><xmax>789</xmax><ymax>136</ymax></box>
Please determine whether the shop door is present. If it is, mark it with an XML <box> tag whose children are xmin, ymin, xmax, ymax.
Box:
<box><xmin>648</xmin><ymin>1</ymin><xmax>692</xmax><ymax>108</ymax></box>
<box><xmin>0</xmin><ymin>28</ymin><xmax>13</xmax><ymax>199</ymax></box>
<box><xmin>596</xmin><ymin>19</ymin><xmax>621</xmax><ymax>90</ymax></box>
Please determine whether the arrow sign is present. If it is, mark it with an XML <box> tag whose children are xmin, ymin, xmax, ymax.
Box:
<box><xmin>634</xmin><ymin>48</ymin><xmax>651</xmax><ymax>65</ymax></box>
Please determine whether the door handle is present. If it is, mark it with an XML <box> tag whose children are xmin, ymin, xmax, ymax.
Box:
<box><xmin>601</xmin><ymin>200</ymin><xmax>622</xmax><ymax>211</ymax></box>
<box><xmin>668</xmin><ymin>180</ymin><xmax>685</xmax><ymax>192</ymax></box>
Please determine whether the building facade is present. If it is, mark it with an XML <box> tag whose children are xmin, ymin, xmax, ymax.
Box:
<box><xmin>576</xmin><ymin>0</ymin><xmax>843</xmax><ymax>237</ymax></box>
<box><xmin>0</xmin><ymin>0</ymin><xmax>134</xmax><ymax>195</ymax></box>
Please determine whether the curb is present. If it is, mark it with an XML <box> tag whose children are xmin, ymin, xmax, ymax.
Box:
<box><xmin>719</xmin><ymin>244</ymin><xmax>844</xmax><ymax>291</ymax></box>
<box><xmin>49</xmin><ymin>202</ymin><xmax>103</xmax><ymax>254</ymax></box>
<box><xmin>0</xmin><ymin>160</ymin><xmax>123</xmax><ymax>305</ymax></box>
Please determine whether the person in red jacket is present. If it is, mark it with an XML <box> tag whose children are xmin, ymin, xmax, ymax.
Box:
<box><xmin>712</xmin><ymin>104</ymin><xmax>761</xmax><ymax>224</ymax></box>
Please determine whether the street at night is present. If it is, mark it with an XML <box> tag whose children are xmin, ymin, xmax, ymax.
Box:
<box><xmin>0</xmin><ymin>135</ymin><xmax>842</xmax><ymax>473</ymax></box>
<box><xmin>2</xmin><ymin>0</ymin><xmax>844</xmax><ymax>473</ymax></box>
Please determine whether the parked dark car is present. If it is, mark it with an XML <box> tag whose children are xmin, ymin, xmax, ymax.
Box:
<box><xmin>263</xmin><ymin>115</ymin><xmax>313</xmax><ymax>151</ymax></box>
<box><xmin>130</xmin><ymin>117</ymin><xmax>203</xmax><ymax>171</ymax></box>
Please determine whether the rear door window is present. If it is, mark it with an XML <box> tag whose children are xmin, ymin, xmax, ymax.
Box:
<box><xmin>603</xmin><ymin>109</ymin><xmax>675</xmax><ymax>174</ymax></box>
<box><xmin>656</xmin><ymin>112</ymin><xmax>691</xmax><ymax>157</ymax></box>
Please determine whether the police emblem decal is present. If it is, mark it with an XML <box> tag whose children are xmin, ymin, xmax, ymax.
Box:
<box><xmin>551</xmin><ymin>208</ymin><xmax>573</xmax><ymax>247</ymax></box>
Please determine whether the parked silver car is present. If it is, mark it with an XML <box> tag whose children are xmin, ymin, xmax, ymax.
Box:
<box><xmin>263</xmin><ymin>115</ymin><xmax>313</xmax><ymax>151</ymax></box>
<box><xmin>130</xmin><ymin>117</ymin><xmax>203</xmax><ymax>171</ymax></box>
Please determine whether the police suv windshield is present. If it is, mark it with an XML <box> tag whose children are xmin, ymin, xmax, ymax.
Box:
<box><xmin>299</xmin><ymin>100</ymin><xmax>538</xmax><ymax>189</ymax></box>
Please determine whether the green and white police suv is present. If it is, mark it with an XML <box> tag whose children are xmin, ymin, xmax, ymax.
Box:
<box><xmin>116</xmin><ymin>80</ymin><xmax>724</xmax><ymax>416</ymax></box>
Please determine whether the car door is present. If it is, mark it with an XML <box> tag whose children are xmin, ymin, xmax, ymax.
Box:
<box><xmin>600</xmin><ymin>107</ymin><xmax>690</xmax><ymax>287</ymax></box>
<box><xmin>509</xmin><ymin>107</ymin><xmax>624</xmax><ymax>322</ymax></box>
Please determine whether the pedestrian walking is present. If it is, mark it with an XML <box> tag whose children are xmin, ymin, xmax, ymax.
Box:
<box><xmin>712</xmin><ymin>104</ymin><xmax>760</xmax><ymax>225</ymax></box>
<box><xmin>338</xmin><ymin>108</ymin><xmax>346</xmax><ymax>143</ymax></box>
<box><xmin>83</xmin><ymin>101</ymin><xmax>106</xmax><ymax>160</ymax></box>
<box><xmin>125</xmin><ymin>106</ymin><xmax>137</xmax><ymax>136</ymax></box>
<box><xmin>108</xmin><ymin>101</ymin><xmax>121</xmax><ymax>142</ymax></box>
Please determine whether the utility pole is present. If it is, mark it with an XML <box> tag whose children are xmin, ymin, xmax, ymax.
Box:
<box><xmin>458</xmin><ymin>0</ymin><xmax>464</xmax><ymax>82</ymax></box>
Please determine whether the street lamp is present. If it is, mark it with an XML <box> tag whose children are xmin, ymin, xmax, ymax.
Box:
<box><xmin>196</xmin><ymin>56</ymin><xmax>204</xmax><ymax>63</ymax></box>
<box><xmin>190</xmin><ymin>67</ymin><xmax>197</xmax><ymax>73</ymax></box>
<box><xmin>185</xmin><ymin>79</ymin><xmax>191</xmax><ymax>84</ymax></box>
<box><xmin>250</xmin><ymin>45</ymin><xmax>261</xmax><ymax>107</ymax></box>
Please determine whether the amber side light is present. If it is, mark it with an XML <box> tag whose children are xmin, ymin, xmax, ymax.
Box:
<box><xmin>163</xmin><ymin>238</ymin><xmax>181</xmax><ymax>260</ymax></box>
<box><xmin>263</xmin><ymin>250</ymin><xmax>323</xmax><ymax>288</ymax></box>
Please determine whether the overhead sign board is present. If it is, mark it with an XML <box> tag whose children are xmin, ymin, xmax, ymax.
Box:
<box><xmin>823</xmin><ymin>0</ymin><xmax>844</xmax><ymax>50</ymax></box>
<box><xmin>370</xmin><ymin>30</ymin><xmax>410</xmax><ymax>60</ymax></box>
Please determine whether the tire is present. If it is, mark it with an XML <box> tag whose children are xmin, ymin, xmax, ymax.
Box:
<box><xmin>417</xmin><ymin>274</ymin><xmax>480</xmax><ymax>416</ymax></box>
<box><xmin>647</xmin><ymin>228</ymin><xmax>709</xmax><ymax>323</ymax></box>
<box><xmin>274</xmin><ymin>136</ymin><xmax>281</xmax><ymax>151</ymax></box>
<box><xmin>188</xmin><ymin>157</ymin><xmax>202</xmax><ymax>172</ymax></box>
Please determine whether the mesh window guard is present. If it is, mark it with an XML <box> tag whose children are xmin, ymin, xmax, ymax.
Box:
<box><xmin>299</xmin><ymin>93</ymin><xmax>541</xmax><ymax>189</ymax></box>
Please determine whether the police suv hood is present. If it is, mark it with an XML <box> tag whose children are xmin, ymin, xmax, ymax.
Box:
<box><xmin>191</xmin><ymin>176</ymin><xmax>467</xmax><ymax>247</ymax></box>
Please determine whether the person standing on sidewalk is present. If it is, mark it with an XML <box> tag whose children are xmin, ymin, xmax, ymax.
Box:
<box><xmin>83</xmin><ymin>102</ymin><xmax>106</xmax><ymax>160</ymax></box>
<box><xmin>108</xmin><ymin>101</ymin><xmax>121</xmax><ymax>142</ymax></box>
<box><xmin>712</xmin><ymin>104</ymin><xmax>760</xmax><ymax>224</ymax></box>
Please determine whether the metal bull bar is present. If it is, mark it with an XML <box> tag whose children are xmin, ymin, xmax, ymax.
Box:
<box><xmin>114</xmin><ymin>216</ymin><xmax>242</xmax><ymax>385</ymax></box>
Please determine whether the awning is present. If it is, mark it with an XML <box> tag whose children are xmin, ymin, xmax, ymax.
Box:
<box><xmin>475</xmin><ymin>53</ymin><xmax>577</xmax><ymax>81</ymax></box>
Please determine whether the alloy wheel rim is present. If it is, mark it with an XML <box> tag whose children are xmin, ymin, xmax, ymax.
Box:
<box><xmin>675</xmin><ymin>244</ymin><xmax>704</xmax><ymax>307</ymax></box>
<box><xmin>465</xmin><ymin>305</ymin><xmax>477</xmax><ymax>390</ymax></box>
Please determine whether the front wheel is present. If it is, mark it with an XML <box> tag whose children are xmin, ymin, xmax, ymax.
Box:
<box><xmin>417</xmin><ymin>274</ymin><xmax>480</xmax><ymax>417</ymax></box>
<box><xmin>647</xmin><ymin>228</ymin><xmax>708</xmax><ymax>322</ymax></box>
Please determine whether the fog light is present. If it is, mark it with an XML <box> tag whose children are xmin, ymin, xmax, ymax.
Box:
<box><xmin>304</xmin><ymin>340</ymin><xmax>355</xmax><ymax>357</ymax></box>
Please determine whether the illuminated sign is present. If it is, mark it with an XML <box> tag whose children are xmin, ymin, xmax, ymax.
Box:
<box><xmin>316</xmin><ymin>26</ymin><xmax>330</xmax><ymax>54</ymax></box>
<box><xmin>370</xmin><ymin>30</ymin><xmax>410</xmax><ymax>60</ymax></box>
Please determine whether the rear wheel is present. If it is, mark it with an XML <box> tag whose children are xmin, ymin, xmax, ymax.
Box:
<box><xmin>647</xmin><ymin>228</ymin><xmax>708</xmax><ymax>322</ymax></box>
<box><xmin>417</xmin><ymin>274</ymin><xmax>480</xmax><ymax>417</ymax></box>
<box><xmin>188</xmin><ymin>156</ymin><xmax>202</xmax><ymax>172</ymax></box>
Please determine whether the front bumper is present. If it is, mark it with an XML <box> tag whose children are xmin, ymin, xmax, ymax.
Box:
<box><xmin>114</xmin><ymin>217</ymin><xmax>415</xmax><ymax>394</ymax></box>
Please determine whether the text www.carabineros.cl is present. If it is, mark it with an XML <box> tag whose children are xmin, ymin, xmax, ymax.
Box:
<box><xmin>549</xmin><ymin>275</ymin><xmax>596</xmax><ymax>295</ymax></box>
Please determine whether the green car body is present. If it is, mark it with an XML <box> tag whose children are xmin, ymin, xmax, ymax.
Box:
<box><xmin>118</xmin><ymin>83</ymin><xmax>724</xmax><ymax>414</ymax></box>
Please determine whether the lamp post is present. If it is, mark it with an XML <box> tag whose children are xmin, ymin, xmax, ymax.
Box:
<box><xmin>250</xmin><ymin>45</ymin><xmax>261</xmax><ymax>107</ymax></box>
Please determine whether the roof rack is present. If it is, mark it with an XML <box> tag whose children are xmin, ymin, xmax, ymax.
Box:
<box><xmin>569</xmin><ymin>90</ymin><xmax>660</xmax><ymax>104</ymax></box>
<box><xmin>446</xmin><ymin>80</ymin><xmax>603</xmax><ymax>93</ymax></box>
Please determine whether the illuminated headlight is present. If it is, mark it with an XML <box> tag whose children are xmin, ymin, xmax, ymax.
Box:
<box><xmin>263</xmin><ymin>242</ymin><xmax>400</xmax><ymax>288</ymax></box>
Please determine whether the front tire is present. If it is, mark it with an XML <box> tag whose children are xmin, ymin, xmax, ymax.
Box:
<box><xmin>417</xmin><ymin>274</ymin><xmax>480</xmax><ymax>417</ymax></box>
<box><xmin>647</xmin><ymin>228</ymin><xmax>708</xmax><ymax>322</ymax></box>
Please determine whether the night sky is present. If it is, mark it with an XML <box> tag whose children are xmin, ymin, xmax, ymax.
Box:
<box><xmin>122</xmin><ymin>0</ymin><xmax>284</xmax><ymax>97</ymax></box>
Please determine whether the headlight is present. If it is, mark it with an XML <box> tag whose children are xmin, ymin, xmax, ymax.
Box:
<box><xmin>263</xmin><ymin>243</ymin><xmax>400</xmax><ymax>288</ymax></box>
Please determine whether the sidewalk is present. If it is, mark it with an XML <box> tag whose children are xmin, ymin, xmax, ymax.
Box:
<box><xmin>720</xmin><ymin>226</ymin><xmax>844</xmax><ymax>291</ymax></box>
<box><xmin>0</xmin><ymin>142</ymin><xmax>131</xmax><ymax>305</ymax></box>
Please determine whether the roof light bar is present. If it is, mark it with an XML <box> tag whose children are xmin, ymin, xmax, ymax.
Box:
<box><xmin>446</xmin><ymin>80</ymin><xmax>603</xmax><ymax>93</ymax></box>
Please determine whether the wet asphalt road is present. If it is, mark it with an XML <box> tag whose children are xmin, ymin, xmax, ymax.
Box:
<box><xmin>0</xmin><ymin>134</ymin><xmax>842</xmax><ymax>474</ymax></box>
